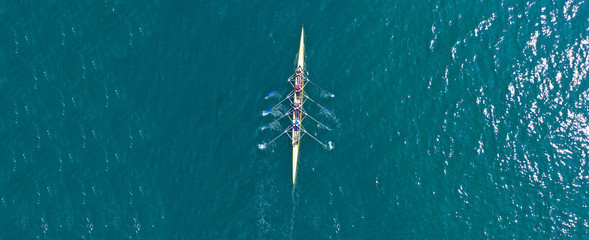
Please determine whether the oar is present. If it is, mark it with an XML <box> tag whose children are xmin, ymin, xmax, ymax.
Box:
<box><xmin>265</xmin><ymin>91</ymin><xmax>276</xmax><ymax>99</ymax></box>
<box><xmin>302</xmin><ymin>112</ymin><xmax>330</xmax><ymax>131</ymax></box>
<box><xmin>264</xmin><ymin>75</ymin><xmax>298</xmax><ymax>99</ymax></box>
<box><xmin>304</xmin><ymin>95</ymin><xmax>332</xmax><ymax>115</ymax></box>
<box><xmin>261</xmin><ymin>110</ymin><xmax>293</xmax><ymax>130</ymax></box>
<box><xmin>300</xmin><ymin>128</ymin><xmax>329</xmax><ymax>149</ymax></box>
<box><xmin>305</xmin><ymin>78</ymin><xmax>334</xmax><ymax>97</ymax></box>
<box><xmin>263</xmin><ymin>90</ymin><xmax>295</xmax><ymax>116</ymax></box>
<box><xmin>266</xmin><ymin>125</ymin><xmax>293</xmax><ymax>145</ymax></box>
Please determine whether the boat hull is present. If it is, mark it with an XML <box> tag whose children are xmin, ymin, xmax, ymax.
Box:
<box><xmin>292</xmin><ymin>28</ymin><xmax>304</xmax><ymax>185</ymax></box>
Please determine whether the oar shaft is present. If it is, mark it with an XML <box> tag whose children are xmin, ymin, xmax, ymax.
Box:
<box><xmin>268</xmin><ymin>126</ymin><xmax>293</xmax><ymax>145</ymax></box>
<box><xmin>305</xmin><ymin>78</ymin><xmax>332</xmax><ymax>95</ymax></box>
<box><xmin>262</xmin><ymin>109</ymin><xmax>293</xmax><ymax>130</ymax></box>
<box><xmin>303</xmin><ymin>112</ymin><xmax>328</xmax><ymax>129</ymax></box>
<box><xmin>301</xmin><ymin>128</ymin><xmax>328</xmax><ymax>148</ymax></box>
<box><xmin>305</xmin><ymin>95</ymin><xmax>330</xmax><ymax>113</ymax></box>
<box><xmin>265</xmin><ymin>90</ymin><xmax>294</xmax><ymax>113</ymax></box>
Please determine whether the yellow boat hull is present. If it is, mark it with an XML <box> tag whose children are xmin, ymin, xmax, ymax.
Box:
<box><xmin>292</xmin><ymin>28</ymin><xmax>304</xmax><ymax>185</ymax></box>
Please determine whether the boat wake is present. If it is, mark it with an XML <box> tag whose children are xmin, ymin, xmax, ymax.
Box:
<box><xmin>321</xmin><ymin>91</ymin><xmax>335</xmax><ymax>98</ymax></box>
<box><xmin>320</xmin><ymin>108</ymin><xmax>339</xmax><ymax>125</ymax></box>
<box><xmin>289</xmin><ymin>186</ymin><xmax>299</xmax><ymax>240</ymax></box>
<box><xmin>318</xmin><ymin>124</ymin><xmax>332</xmax><ymax>131</ymax></box>
<box><xmin>264</xmin><ymin>91</ymin><xmax>281</xmax><ymax>100</ymax></box>
<box><xmin>262</xmin><ymin>110</ymin><xmax>272</xmax><ymax>117</ymax></box>
<box><xmin>261</xmin><ymin>122</ymin><xmax>282</xmax><ymax>131</ymax></box>
<box><xmin>257</xmin><ymin>143</ymin><xmax>268</xmax><ymax>150</ymax></box>
<box><xmin>262</xmin><ymin>106</ymin><xmax>287</xmax><ymax>117</ymax></box>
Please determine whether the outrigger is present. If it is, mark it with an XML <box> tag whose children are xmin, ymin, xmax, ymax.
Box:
<box><xmin>260</xmin><ymin>28</ymin><xmax>334</xmax><ymax>185</ymax></box>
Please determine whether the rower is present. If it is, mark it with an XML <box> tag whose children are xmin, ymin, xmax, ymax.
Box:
<box><xmin>293</xmin><ymin>102</ymin><xmax>301</xmax><ymax>118</ymax></box>
<box><xmin>295</xmin><ymin>67</ymin><xmax>302</xmax><ymax>76</ymax></box>
<box><xmin>293</xmin><ymin>119</ymin><xmax>300</xmax><ymax>131</ymax></box>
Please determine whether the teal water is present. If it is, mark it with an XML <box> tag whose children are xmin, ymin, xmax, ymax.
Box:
<box><xmin>1</xmin><ymin>0</ymin><xmax>588</xmax><ymax>239</ymax></box>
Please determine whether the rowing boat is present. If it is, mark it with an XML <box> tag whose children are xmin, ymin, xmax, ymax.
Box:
<box><xmin>260</xmin><ymin>27</ymin><xmax>332</xmax><ymax>186</ymax></box>
<box><xmin>292</xmin><ymin>28</ymin><xmax>305</xmax><ymax>184</ymax></box>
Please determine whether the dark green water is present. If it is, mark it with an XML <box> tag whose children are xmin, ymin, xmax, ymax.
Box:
<box><xmin>1</xmin><ymin>0</ymin><xmax>588</xmax><ymax>239</ymax></box>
